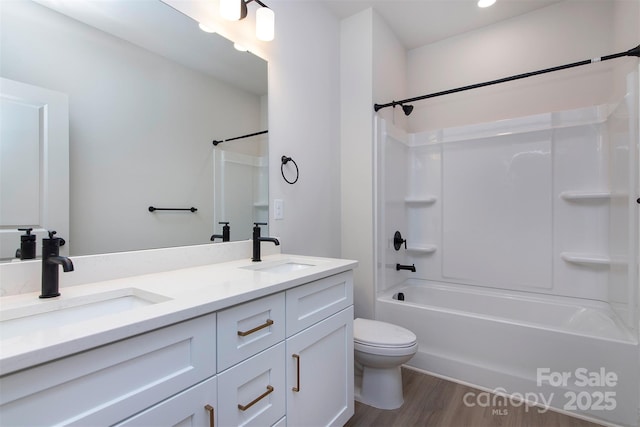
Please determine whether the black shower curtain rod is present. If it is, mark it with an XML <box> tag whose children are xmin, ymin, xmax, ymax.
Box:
<box><xmin>374</xmin><ymin>44</ymin><xmax>640</xmax><ymax>115</ymax></box>
<box><xmin>212</xmin><ymin>130</ymin><xmax>268</xmax><ymax>146</ymax></box>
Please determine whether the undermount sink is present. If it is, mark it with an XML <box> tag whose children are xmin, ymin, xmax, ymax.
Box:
<box><xmin>0</xmin><ymin>288</ymin><xmax>171</xmax><ymax>340</ymax></box>
<box><xmin>241</xmin><ymin>258</ymin><xmax>317</xmax><ymax>274</ymax></box>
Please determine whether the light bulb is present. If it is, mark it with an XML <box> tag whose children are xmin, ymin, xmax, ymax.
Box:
<box><xmin>234</xmin><ymin>43</ymin><xmax>248</xmax><ymax>52</ymax></box>
<box><xmin>477</xmin><ymin>0</ymin><xmax>496</xmax><ymax>7</ymax></box>
<box><xmin>220</xmin><ymin>0</ymin><xmax>241</xmax><ymax>20</ymax></box>
<box><xmin>198</xmin><ymin>23</ymin><xmax>216</xmax><ymax>33</ymax></box>
<box><xmin>256</xmin><ymin>7</ymin><xmax>275</xmax><ymax>41</ymax></box>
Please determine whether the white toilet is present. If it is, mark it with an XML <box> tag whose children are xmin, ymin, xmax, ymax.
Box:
<box><xmin>353</xmin><ymin>318</ymin><xmax>418</xmax><ymax>410</ymax></box>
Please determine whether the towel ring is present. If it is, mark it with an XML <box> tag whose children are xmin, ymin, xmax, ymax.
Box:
<box><xmin>281</xmin><ymin>155</ymin><xmax>299</xmax><ymax>185</ymax></box>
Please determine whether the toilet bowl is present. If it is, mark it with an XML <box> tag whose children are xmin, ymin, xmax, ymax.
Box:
<box><xmin>353</xmin><ymin>318</ymin><xmax>418</xmax><ymax>410</ymax></box>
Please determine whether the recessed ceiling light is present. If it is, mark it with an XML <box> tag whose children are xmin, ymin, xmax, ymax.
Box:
<box><xmin>478</xmin><ymin>0</ymin><xmax>496</xmax><ymax>8</ymax></box>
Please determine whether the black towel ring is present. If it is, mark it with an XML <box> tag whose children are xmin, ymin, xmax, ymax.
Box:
<box><xmin>281</xmin><ymin>155</ymin><xmax>299</xmax><ymax>185</ymax></box>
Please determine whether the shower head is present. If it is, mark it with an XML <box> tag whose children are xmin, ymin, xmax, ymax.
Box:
<box><xmin>402</xmin><ymin>104</ymin><xmax>414</xmax><ymax>116</ymax></box>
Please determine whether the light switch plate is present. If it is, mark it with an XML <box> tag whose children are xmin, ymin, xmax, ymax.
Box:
<box><xmin>274</xmin><ymin>199</ymin><xmax>284</xmax><ymax>220</ymax></box>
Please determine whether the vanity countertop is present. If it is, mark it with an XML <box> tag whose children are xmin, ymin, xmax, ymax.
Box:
<box><xmin>0</xmin><ymin>253</ymin><xmax>357</xmax><ymax>376</ymax></box>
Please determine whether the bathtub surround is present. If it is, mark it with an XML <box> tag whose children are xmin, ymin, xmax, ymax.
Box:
<box><xmin>374</xmin><ymin>85</ymin><xmax>639</xmax><ymax>425</ymax></box>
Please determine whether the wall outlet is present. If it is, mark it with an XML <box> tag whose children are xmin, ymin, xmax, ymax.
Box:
<box><xmin>274</xmin><ymin>199</ymin><xmax>284</xmax><ymax>220</ymax></box>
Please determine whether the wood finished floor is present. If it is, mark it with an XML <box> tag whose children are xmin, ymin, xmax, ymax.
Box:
<box><xmin>345</xmin><ymin>368</ymin><xmax>602</xmax><ymax>427</ymax></box>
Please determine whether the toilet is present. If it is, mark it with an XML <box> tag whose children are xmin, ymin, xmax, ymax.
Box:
<box><xmin>353</xmin><ymin>318</ymin><xmax>418</xmax><ymax>410</ymax></box>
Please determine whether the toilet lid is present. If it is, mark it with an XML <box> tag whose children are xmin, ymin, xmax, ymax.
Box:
<box><xmin>354</xmin><ymin>318</ymin><xmax>416</xmax><ymax>348</ymax></box>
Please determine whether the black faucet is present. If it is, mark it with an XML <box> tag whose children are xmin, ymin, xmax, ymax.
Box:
<box><xmin>211</xmin><ymin>222</ymin><xmax>231</xmax><ymax>242</ymax></box>
<box><xmin>40</xmin><ymin>231</ymin><xmax>74</xmax><ymax>298</ymax></box>
<box><xmin>252</xmin><ymin>222</ymin><xmax>279</xmax><ymax>262</ymax></box>
<box><xmin>396</xmin><ymin>263</ymin><xmax>416</xmax><ymax>272</ymax></box>
<box><xmin>15</xmin><ymin>228</ymin><xmax>37</xmax><ymax>260</ymax></box>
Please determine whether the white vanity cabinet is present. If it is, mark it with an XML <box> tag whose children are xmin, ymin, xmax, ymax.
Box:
<box><xmin>285</xmin><ymin>271</ymin><xmax>355</xmax><ymax>427</ymax></box>
<box><xmin>0</xmin><ymin>267</ymin><xmax>355</xmax><ymax>427</ymax></box>
<box><xmin>0</xmin><ymin>313</ymin><xmax>217</xmax><ymax>426</ymax></box>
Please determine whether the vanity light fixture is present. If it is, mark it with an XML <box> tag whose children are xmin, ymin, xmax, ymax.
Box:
<box><xmin>220</xmin><ymin>0</ymin><xmax>275</xmax><ymax>42</ymax></box>
<box><xmin>477</xmin><ymin>0</ymin><xmax>496</xmax><ymax>8</ymax></box>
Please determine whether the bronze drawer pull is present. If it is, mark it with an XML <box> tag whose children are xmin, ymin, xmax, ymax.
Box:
<box><xmin>204</xmin><ymin>404</ymin><xmax>214</xmax><ymax>427</ymax></box>
<box><xmin>237</xmin><ymin>319</ymin><xmax>274</xmax><ymax>337</ymax></box>
<box><xmin>237</xmin><ymin>385</ymin><xmax>274</xmax><ymax>411</ymax></box>
<box><xmin>292</xmin><ymin>354</ymin><xmax>301</xmax><ymax>392</ymax></box>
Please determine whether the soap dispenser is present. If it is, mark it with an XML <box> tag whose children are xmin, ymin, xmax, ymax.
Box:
<box><xmin>15</xmin><ymin>228</ymin><xmax>36</xmax><ymax>260</ymax></box>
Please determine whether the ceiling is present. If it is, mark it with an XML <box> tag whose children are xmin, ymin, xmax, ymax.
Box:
<box><xmin>319</xmin><ymin>0</ymin><xmax>563</xmax><ymax>49</ymax></box>
<box><xmin>34</xmin><ymin>0</ymin><xmax>268</xmax><ymax>95</ymax></box>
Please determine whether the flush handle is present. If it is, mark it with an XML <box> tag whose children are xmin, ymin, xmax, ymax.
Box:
<box><xmin>237</xmin><ymin>319</ymin><xmax>274</xmax><ymax>336</ymax></box>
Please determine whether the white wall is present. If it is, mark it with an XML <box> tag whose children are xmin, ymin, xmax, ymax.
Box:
<box><xmin>406</xmin><ymin>0</ymin><xmax>635</xmax><ymax>132</ymax></box>
<box><xmin>165</xmin><ymin>0</ymin><xmax>343</xmax><ymax>259</ymax></box>
<box><xmin>340</xmin><ymin>9</ymin><xmax>406</xmax><ymax>319</ymax></box>
<box><xmin>1</xmin><ymin>1</ymin><xmax>263</xmax><ymax>255</ymax></box>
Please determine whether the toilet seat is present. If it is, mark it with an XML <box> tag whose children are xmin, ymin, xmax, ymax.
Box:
<box><xmin>354</xmin><ymin>318</ymin><xmax>417</xmax><ymax>349</ymax></box>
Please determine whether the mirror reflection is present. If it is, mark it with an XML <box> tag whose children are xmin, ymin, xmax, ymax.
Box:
<box><xmin>0</xmin><ymin>0</ymin><xmax>268</xmax><ymax>260</ymax></box>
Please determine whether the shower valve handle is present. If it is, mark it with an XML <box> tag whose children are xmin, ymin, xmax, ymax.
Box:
<box><xmin>393</xmin><ymin>231</ymin><xmax>406</xmax><ymax>251</ymax></box>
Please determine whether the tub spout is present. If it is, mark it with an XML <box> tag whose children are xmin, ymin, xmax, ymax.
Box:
<box><xmin>396</xmin><ymin>263</ymin><xmax>416</xmax><ymax>272</ymax></box>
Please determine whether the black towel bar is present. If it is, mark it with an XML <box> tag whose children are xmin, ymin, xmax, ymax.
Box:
<box><xmin>148</xmin><ymin>206</ymin><xmax>197</xmax><ymax>212</ymax></box>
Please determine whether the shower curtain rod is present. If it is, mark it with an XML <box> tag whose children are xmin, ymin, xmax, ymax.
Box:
<box><xmin>212</xmin><ymin>130</ymin><xmax>268</xmax><ymax>146</ymax></box>
<box><xmin>374</xmin><ymin>44</ymin><xmax>640</xmax><ymax>114</ymax></box>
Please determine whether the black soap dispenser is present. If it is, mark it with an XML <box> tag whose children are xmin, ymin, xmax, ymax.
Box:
<box><xmin>15</xmin><ymin>228</ymin><xmax>36</xmax><ymax>260</ymax></box>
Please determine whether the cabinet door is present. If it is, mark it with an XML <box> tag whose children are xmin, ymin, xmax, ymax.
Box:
<box><xmin>286</xmin><ymin>307</ymin><xmax>354</xmax><ymax>427</ymax></box>
<box><xmin>114</xmin><ymin>376</ymin><xmax>217</xmax><ymax>427</ymax></box>
<box><xmin>218</xmin><ymin>342</ymin><xmax>286</xmax><ymax>427</ymax></box>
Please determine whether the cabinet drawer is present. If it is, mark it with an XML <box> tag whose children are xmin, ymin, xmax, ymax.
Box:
<box><xmin>286</xmin><ymin>271</ymin><xmax>353</xmax><ymax>336</ymax></box>
<box><xmin>114</xmin><ymin>375</ymin><xmax>217</xmax><ymax>427</ymax></box>
<box><xmin>218</xmin><ymin>342</ymin><xmax>286</xmax><ymax>427</ymax></box>
<box><xmin>217</xmin><ymin>292</ymin><xmax>285</xmax><ymax>371</ymax></box>
<box><xmin>0</xmin><ymin>313</ymin><xmax>216</xmax><ymax>426</ymax></box>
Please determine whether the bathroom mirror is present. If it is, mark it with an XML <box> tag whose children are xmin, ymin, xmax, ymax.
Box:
<box><xmin>0</xmin><ymin>0</ymin><xmax>268</xmax><ymax>259</ymax></box>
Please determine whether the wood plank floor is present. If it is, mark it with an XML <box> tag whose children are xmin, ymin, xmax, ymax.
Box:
<box><xmin>345</xmin><ymin>368</ymin><xmax>602</xmax><ymax>427</ymax></box>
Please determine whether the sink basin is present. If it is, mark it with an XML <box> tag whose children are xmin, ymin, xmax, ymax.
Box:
<box><xmin>240</xmin><ymin>258</ymin><xmax>317</xmax><ymax>274</ymax></box>
<box><xmin>0</xmin><ymin>288</ymin><xmax>170</xmax><ymax>340</ymax></box>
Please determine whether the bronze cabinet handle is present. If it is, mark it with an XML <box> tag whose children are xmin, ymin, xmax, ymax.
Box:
<box><xmin>237</xmin><ymin>385</ymin><xmax>274</xmax><ymax>411</ymax></box>
<box><xmin>204</xmin><ymin>404</ymin><xmax>214</xmax><ymax>427</ymax></box>
<box><xmin>292</xmin><ymin>354</ymin><xmax>301</xmax><ymax>392</ymax></box>
<box><xmin>237</xmin><ymin>319</ymin><xmax>274</xmax><ymax>337</ymax></box>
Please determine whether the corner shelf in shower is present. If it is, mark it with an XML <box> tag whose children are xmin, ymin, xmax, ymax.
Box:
<box><xmin>406</xmin><ymin>244</ymin><xmax>437</xmax><ymax>255</ymax></box>
<box><xmin>405</xmin><ymin>196</ymin><xmax>437</xmax><ymax>205</ymax></box>
<box><xmin>560</xmin><ymin>252</ymin><xmax>627</xmax><ymax>266</ymax></box>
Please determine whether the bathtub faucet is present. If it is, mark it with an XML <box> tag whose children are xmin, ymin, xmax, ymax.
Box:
<box><xmin>396</xmin><ymin>263</ymin><xmax>416</xmax><ymax>272</ymax></box>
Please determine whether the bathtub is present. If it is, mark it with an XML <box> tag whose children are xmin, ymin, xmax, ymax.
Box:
<box><xmin>376</xmin><ymin>279</ymin><xmax>638</xmax><ymax>426</ymax></box>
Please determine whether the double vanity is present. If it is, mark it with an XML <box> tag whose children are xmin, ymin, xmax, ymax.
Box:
<box><xmin>0</xmin><ymin>245</ymin><xmax>357</xmax><ymax>426</ymax></box>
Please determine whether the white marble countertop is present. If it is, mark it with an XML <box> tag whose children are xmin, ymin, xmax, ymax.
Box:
<box><xmin>0</xmin><ymin>253</ymin><xmax>357</xmax><ymax>376</ymax></box>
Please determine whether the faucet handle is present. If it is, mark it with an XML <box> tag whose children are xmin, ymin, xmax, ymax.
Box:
<box><xmin>254</xmin><ymin>222</ymin><xmax>267</xmax><ymax>226</ymax></box>
<box><xmin>45</xmin><ymin>230</ymin><xmax>65</xmax><ymax>246</ymax></box>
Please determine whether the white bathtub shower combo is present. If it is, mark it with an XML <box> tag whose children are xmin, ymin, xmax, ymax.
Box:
<box><xmin>374</xmin><ymin>72</ymin><xmax>639</xmax><ymax>426</ymax></box>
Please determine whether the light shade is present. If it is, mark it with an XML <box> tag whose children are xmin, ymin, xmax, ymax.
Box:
<box><xmin>255</xmin><ymin>7</ymin><xmax>275</xmax><ymax>41</ymax></box>
<box><xmin>477</xmin><ymin>0</ymin><xmax>496</xmax><ymax>7</ymax></box>
<box><xmin>220</xmin><ymin>0</ymin><xmax>242</xmax><ymax>20</ymax></box>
